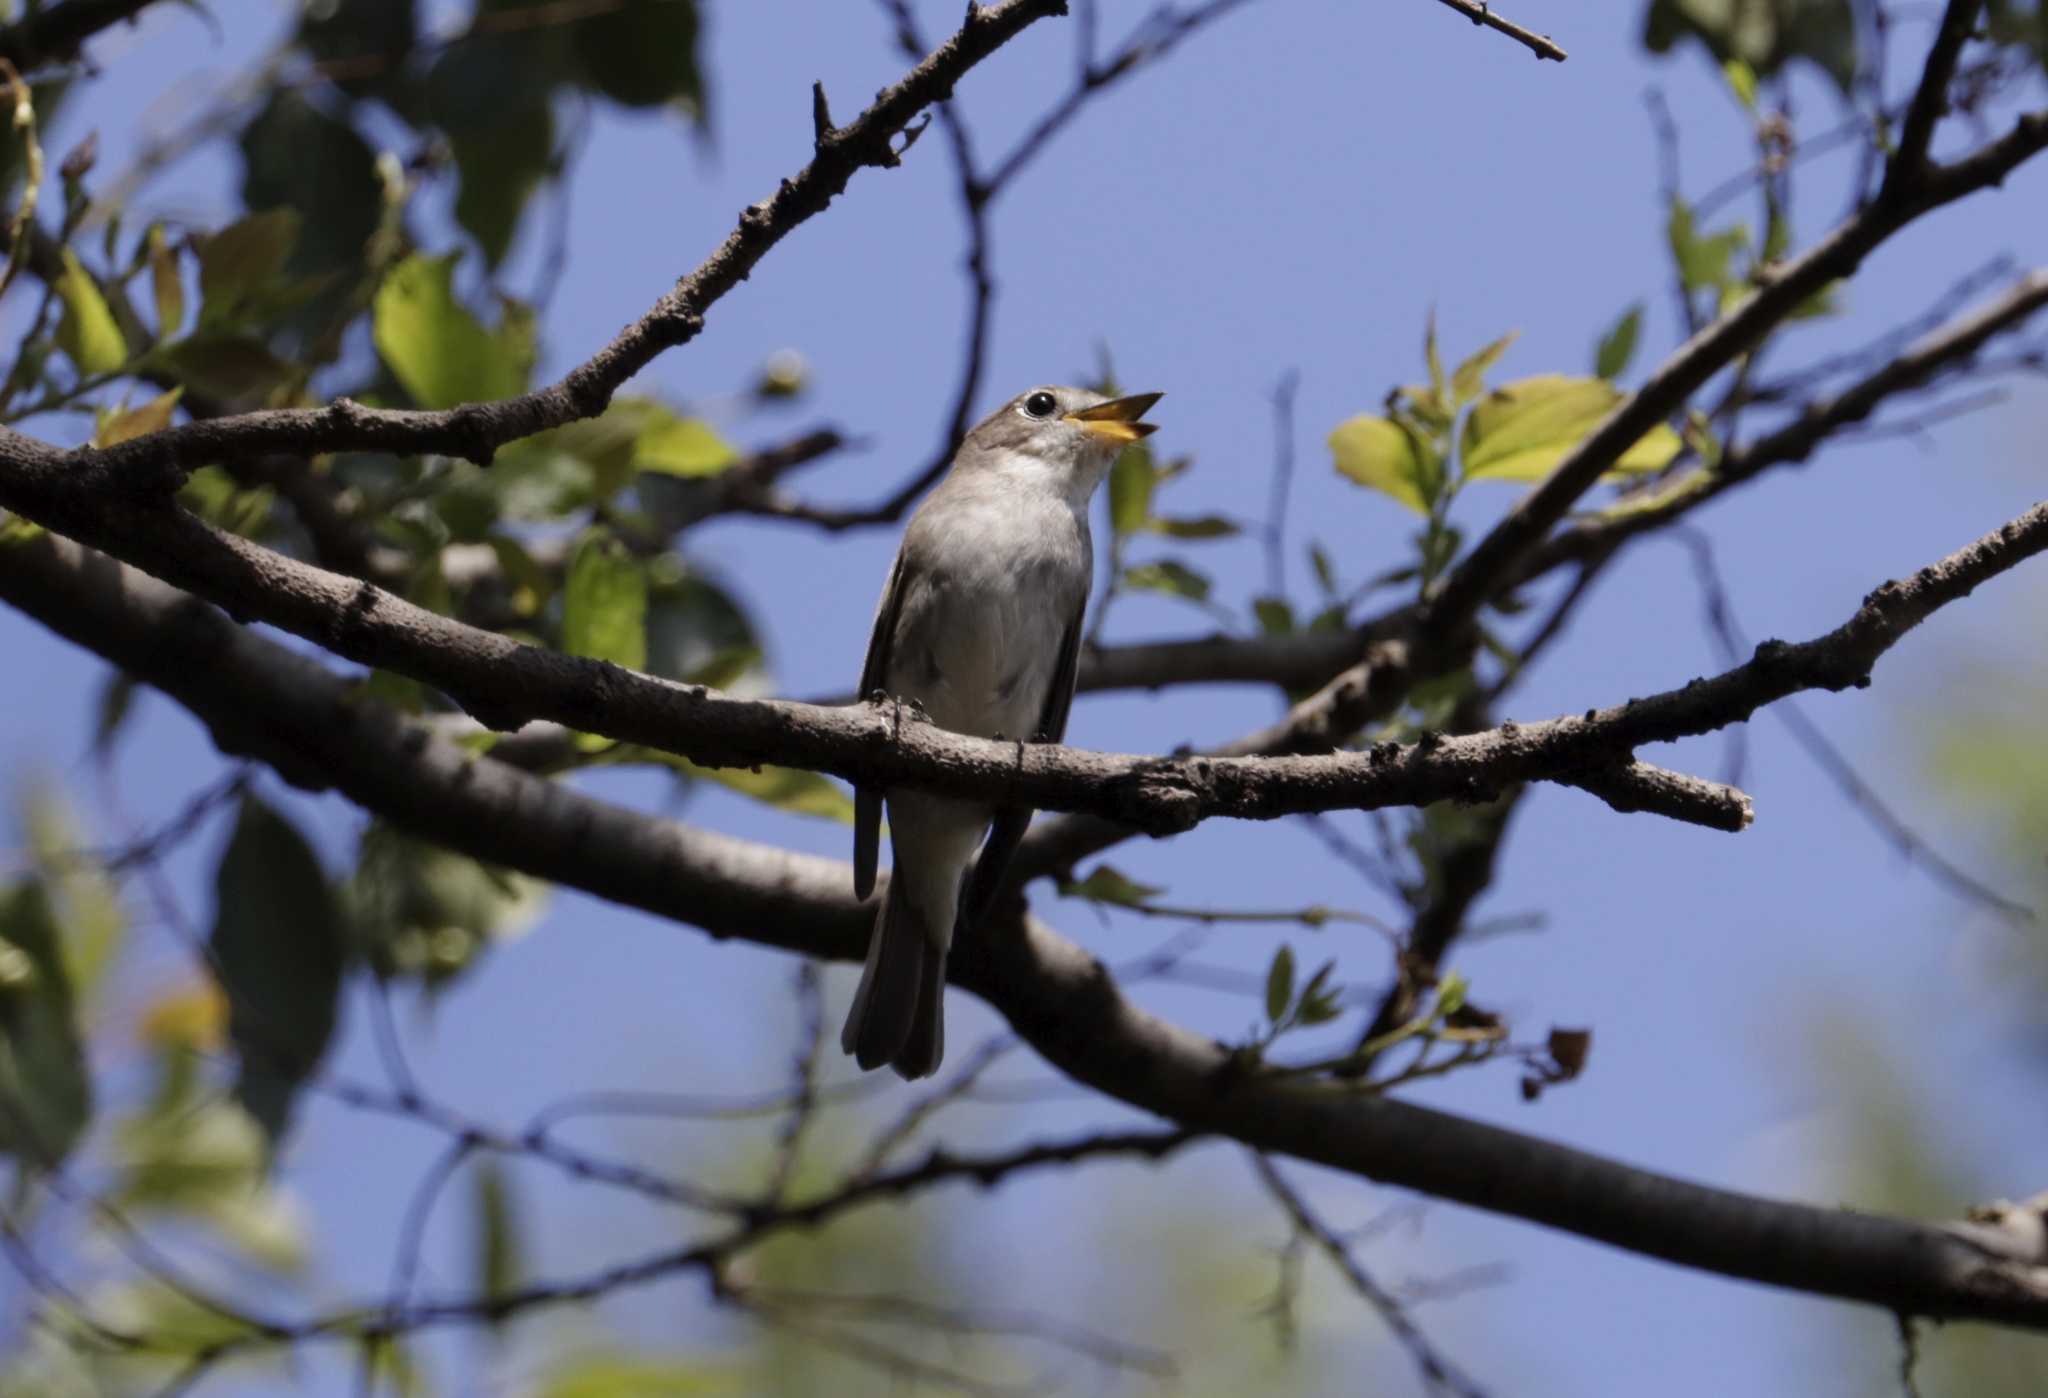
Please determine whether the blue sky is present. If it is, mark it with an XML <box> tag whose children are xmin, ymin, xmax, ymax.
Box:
<box><xmin>3</xmin><ymin>0</ymin><xmax>2047</xmax><ymax>1393</ymax></box>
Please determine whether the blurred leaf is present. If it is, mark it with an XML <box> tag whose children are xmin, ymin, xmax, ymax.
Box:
<box><xmin>195</xmin><ymin>209</ymin><xmax>302</xmax><ymax>329</ymax></box>
<box><xmin>562</xmin><ymin>532</ymin><xmax>648</xmax><ymax>670</ymax></box>
<box><xmin>54</xmin><ymin>249</ymin><xmax>126</xmax><ymax>375</ymax></box>
<box><xmin>1644</xmin><ymin>0</ymin><xmax>1858</xmax><ymax>94</ymax></box>
<box><xmin>1058</xmin><ymin>864</ymin><xmax>1165</xmax><ymax>907</ymax></box>
<box><xmin>1594</xmin><ymin>303</ymin><xmax>1643</xmax><ymax>380</ymax></box>
<box><xmin>1722</xmin><ymin>55</ymin><xmax>1760</xmax><ymax>107</ymax></box>
<box><xmin>138</xmin><ymin>980</ymin><xmax>226</xmax><ymax>1053</ymax></box>
<box><xmin>1146</xmin><ymin>513</ymin><xmax>1238</xmax><ymax>539</ymax></box>
<box><xmin>1424</xmin><ymin>312</ymin><xmax>1446</xmax><ymax>400</ymax></box>
<box><xmin>92</xmin><ymin>670</ymin><xmax>139</xmax><ymax>762</ymax></box>
<box><xmin>298</xmin><ymin>0</ymin><xmax>418</xmax><ymax>104</ymax></box>
<box><xmin>473</xmin><ymin>1159</ymin><xmax>521</xmax><ymax>1328</ymax></box>
<box><xmin>646</xmin><ymin>572</ymin><xmax>764</xmax><ymax>689</ymax></box>
<box><xmin>209</xmin><ymin>795</ymin><xmax>345</xmax><ymax>1152</ymax></box>
<box><xmin>1666</xmin><ymin>196</ymin><xmax>1748</xmax><ymax>294</ymax></box>
<box><xmin>0</xmin><ymin>881</ymin><xmax>92</xmax><ymax>1167</ymax></box>
<box><xmin>239</xmin><ymin>90</ymin><xmax>381</xmax><ymax>333</ymax></box>
<box><xmin>571</xmin><ymin>0</ymin><xmax>705</xmax><ymax>113</ymax></box>
<box><xmin>429</xmin><ymin>34</ymin><xmax>560</xmax><ymax>267</ymax></box>
<box><xmin>1308</xmin><ymin>542</ymin><xmax>1338</xmax><ymax>598</ymax></box>
<box><xmin>535</xmin><ymin>1354</ymin><xmax>742</xmax><ymax>1398</ymax></box>
<box><xmin>17</xmin><ymin>786</ymin><xmax>127</xmax><ymax>1002</ymax></box>
<box><xmin>636</xmin><ymin>408</ymin><xmax>737</xmax><ymax>477</ymax></box>
<box><xmin>1122</xmin><ymin>558</ymin><xmax>1211</xmax><ymax>602</ymax></box>
<box><xmin>1264</xmin><ymin>943</ymin><xmax>1296</xmax><ymax>1023</ymax></box>
<box><xmin>1252</xmin><ymin>596</ymin><xmax>1295</xmax><ymax>635</ymax></box>
<box><xmin>1450</xmin><ymin>330</ymin><xmax>1518</xmax><ymax>406</ymax></box>
<box><xmin>178</xmin><ymin>464</ymin><xmax>276</xmax><ymax>536</ymax></box>
<box><xmin>374</xmin><ymin>252</ymin><xmax>531</xmax><ymax>409</ymax></box>
<box><xmin>1109</xmin><ymin>442</ymin><xmax>1155</xmax><ymax>536</ymax></box>
<box><xmin>92</xmin><ymin>387</ymin><xmax>182</xmax><ymax>447</ymax></box>
<box><xmin>671</xmin><ymin>760</ymin><xmax>855</xmax><ymax>822</ymax></box>
<box><xmin>1462</xmin><ymin>375</ymin><xmax>1682</xmax><ymax>482</ymax></box>
<box><xmin>146</xmin><ymin>223</ymin><xmax>185</xmax><ymax>341</ymax></box>
<box><xmin>346</xmin><ymin>824</ymin><xmax>546</xmax><ymax>984</ymax></box>
<box><xmin>158</xmin><ymin>334</ymin><xmax>294</xmax><ymax>403</ymax></box>
<box><xmin>1329</xmin><ymin>414</ymin><xmax>1433</xmax><ymax>514</ymax></box>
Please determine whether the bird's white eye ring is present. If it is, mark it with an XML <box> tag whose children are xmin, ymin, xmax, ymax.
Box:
<box><xmin>1022</xmin><ymin>390</ymin><xmax>1058</xmax><ymax>419</ymax></box>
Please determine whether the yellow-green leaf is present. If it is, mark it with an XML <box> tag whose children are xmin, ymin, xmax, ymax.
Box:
<box><xmin>93</xmin><ymin>387</ymin><xmax>183</xmax><ymax>447</ymax></box>
<box><xmin>54</xmin><ymin>249</ymin><xmax>126</xmax><ymax>375</ymax></box>
<box><xmin>373</xmin><ymin>251</ymin><xmax>528</xmax><ymax>409</ymax></box>
<box><xmin>677</xmin><ymin>759</ymin><xmax>855</xmax><ymax>822</ymax></box>
<box><xmin>1450</xmin><ymin>331</ymin><xmax>1518</xmax><ymax>406</ymax></box>
<box><xmin>1329</xmin><ymin>414</ymin><xmax>1432</xmax><ymax>514</ymax></box>
<box><xmin>635</xmin><ymin>409</ymin><xmax>737</xmax><ymax>477</ymax></box>
<box><xmin>1462</xmin><ymin>375</ymin><xmax>1679</xmax><ymax>482</ymax></box>
<box><xmin>562</xmin><ymin>532</ymin><xmax>647</xmax><ymax>671</ymax></box>
<box><xmin>1723</xmin><ymin>56</ymin><xmax>1759</xmax><ymax>109</ymax></box>
<box><xmin>196</xmin><ymin>208</ymin><xmax>302</xmax><ymax>328</ymax></box>
<box><xmin>147</xmin><ymin>223</ymin><xmax>185</xmax><ymax>341</ymax></box>
<box><xmin>1594</xmin><ymin>304</ymin><xmax>1643</xmax><ymax>381</ymax></box>
<box><xmin>1108</xmin><ymin>443</ymin><xmax>1156</xmax><ymax>536</ymax></box>
<box><xmin>1059</xmin><ymin>864</ymin><xmax>1164</xmax><ymax>907</ymax></box>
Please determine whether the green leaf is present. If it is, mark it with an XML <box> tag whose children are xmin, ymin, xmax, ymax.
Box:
<box><xmin>1329</xmin><ymin>414</ymin><xmax>1433</xmax><ymax>514</ymax></box>
<box><xmin>146</xmin><ymin>223</ymin><xmax>185</xmax><ymax>341</ymax></box>
<box><xmin>1308</xmin><ymin>542</ymin><xmax>1338</xmax><ymax>599</ymax></box>
<box><xmin>298</xmin><ymin>0</ymin><xmax>418</xmax><ymax>104</ymax></box>
<box><xmin>209</xmin><ymin>795</ymin><xmax>345</xmax><ymax>1152</ymax></box>
<box><xmin>562</xmin><ymin>532</ymin><xmax>648</xmax><ymax>670</ymax></box>
<box><xmin>1666</xmin><ymin>197</ymin><xmax>1748</xmax><ymax>294</ymax></box>
<box><xmin>0</xmin><ymin>881</ymin><xmax>92</xmax><ymax>1167</ymax></box>
<box><xmin>1461</xmin><ymin>375</ymin><xmax>1682</xmax><ymax>482</ymax></box>
<box><xmin>1264</xmin><ymin>944</ymin><xmax>1296</xmax><ymax>1024</ymax></box>
<box><xmin>93</xmin><ymin>387</ymin><xmax>182</xmax><ymax>447</ymax></box>
<box><xmin>240</xmin><ymin>90</ymin><xmax>382</xmax><ymax>334</ymax></box>
<box><xmin>1122</xmin><ymin>559</ymin><xmax>1211</xmax><ymax>602</ymax></box>
<box><xmin>345</xmin><ymin>824</ymin><xmax>546</xmax><ymax>983</ymax></box>
<box><xmin>374</xmin><ymin>252</ymin><xmax>531</xmax><ymax>409</ymax></box>
<box><xmin>671</xmin><ymin>760</ymin><xmax>855</xmax><ymax>822</ymax></box>
<box><xmin>1108</xmin><ymin>443</ymin><xmax>1155</xmax><ymax>536</ymax></box>
<box><xmin>196</xmin><ymin>209</ymin><xmax>302</xmax><ymax>329</ymax></box>
<box><xmin>1424</xmin><ymin>312</ymin><xmax>1446</xmax><ymax>401</ymax></box>
<box><xmin>54</xmin><ymin>248</ymin><xmax>126</xmax><ymax>375</ymax></box>
<box><xmin>1644</xmin><ymin>0</ymin><xmax>1857</xmax><ymax>95</ymax></box>
<box><xmin>535</xmin><ymin>1354</ymin><xmax>743</xmax><ymax>1398</ymax></box>
<box><xmin>646</xmin><ymin>571</ymin><xmax>764</xmax><ymax>688</ymax></box>
<box><xmin>1450</xmin><ymin>331</ymin><xmax>1518</xmax><ymax>407</ymax></box>
<box><xmin>473</xmin><ymin>1159</ymin><xmax>521</xmax><ymax>1328</ymax></box>
<box><xmin>429</xmin><ymin>36</ymin><xmax>560</xmax><ymax>266</ymax></box>
<box><xmin>570</xmin><ymin>0</ymin><xmax>706</xmax><ymax>114</ymax></box>
<box><xmin>1723</xmin><ymin>56</ymin><xmax>1760</xmax><ymax>108</ymax></box>
<box><xmin>159</xmin><ymin>334</ymin><xmax>294</xmax><ymax>403</ymax></box>
<box><xmin>1058</xmin><ymin>864</ymin><xmax>1165</xmax><ymax>908</ymax></box>
<box><xmin>1145</xmin><ymin>513</ymin><xmax>1238</xmax><ymax>539</ymax></box>
<box><xmin>1594</xmin><ymin>304</ymin><xmax>1644</xmax><ymax>381</ymax></box>
<box><xmin>1252</xmin><ymin>596</ymin><xmax>1295</xmax><ymax>635</ymax></box>
<box><xmin>635</xmin><ymin>409</ymin><xmax>737</xmax><ymax>477</ymax></box>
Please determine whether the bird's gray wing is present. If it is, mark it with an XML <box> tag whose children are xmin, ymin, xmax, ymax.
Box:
<box><xmin>853</xmin><ymin>551</ymin><xmax>915</xmax><ymax>902</ymax></box>
<box><xmin>958</xmin><ymin>596</ymin><xmax>1087</xmax><ymax>933</ymax></box>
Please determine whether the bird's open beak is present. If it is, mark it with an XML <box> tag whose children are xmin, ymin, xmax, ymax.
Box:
<box><xmin>1065</xmin><ymin>392</ymin><xmax>1163</xmax><ymax>445</ymax></box>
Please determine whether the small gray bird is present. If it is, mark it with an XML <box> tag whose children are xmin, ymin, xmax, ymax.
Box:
<box><xmin>843</xmin><ymin>385</ymin><xmax>1163</xmax><ymax>1079</ymax></box>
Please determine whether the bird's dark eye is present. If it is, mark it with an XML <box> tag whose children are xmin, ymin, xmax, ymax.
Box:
<box><xmin>1022</xmin><ymin>391</ymin><xmax>1058</xmax><ymax>419</ymax></box>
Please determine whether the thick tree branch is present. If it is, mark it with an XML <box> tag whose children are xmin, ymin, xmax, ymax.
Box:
<box><xmin>7</xmin><ymin>529</ymin><xmax>2048</xmax><ymax>1334</ymax></box>
<box><xmin>1885</xmin><ymin>0</ymin><xmax>1982</xmax><ymax>196</ymax></box>
<box><xmin>2</xmin><ymin>421</ymin><xmax>1774</xmax><ymax>832</ymax></box>
<box><xmin>61</xmin><ymin>0</ymin><xmax>1072</xmax><ymax>488</ymax></box>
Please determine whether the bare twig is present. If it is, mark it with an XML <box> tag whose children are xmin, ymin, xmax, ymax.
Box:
<box><xmin>1427</xmin><ymin>0</ymin><xmax>1566</xmax><ymax>61</ymax></box>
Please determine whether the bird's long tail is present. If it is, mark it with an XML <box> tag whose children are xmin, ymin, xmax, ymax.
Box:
<box><xmin>840</xmin><ymin>877</ymin><xmax>947</xmax><ymax>1080</ymax></box>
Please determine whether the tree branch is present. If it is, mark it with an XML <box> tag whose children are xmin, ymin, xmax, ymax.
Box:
<box><xmin>0</xmin><ymin>0</ymin><xmax>161</xmax><ymax>72</ymax></box>
<box><xmin>7</xmin><ymin>529</ymin><xmax>2048</xmax><ymax>1332</ymax></box>
<box><xmin>61</xmin><ymin>0</ymin><xmax>1073</xmax><ymax>489</ymax></box>
<box><xmin>1424</xmin><ymin>102</ymin><xmax>2048</xmax><ymax>639</ymax></box>
<box><xmin>1427</xmin><ymin>0</ymin><xmax>1567</xmax><ymax>62</ymax></box>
